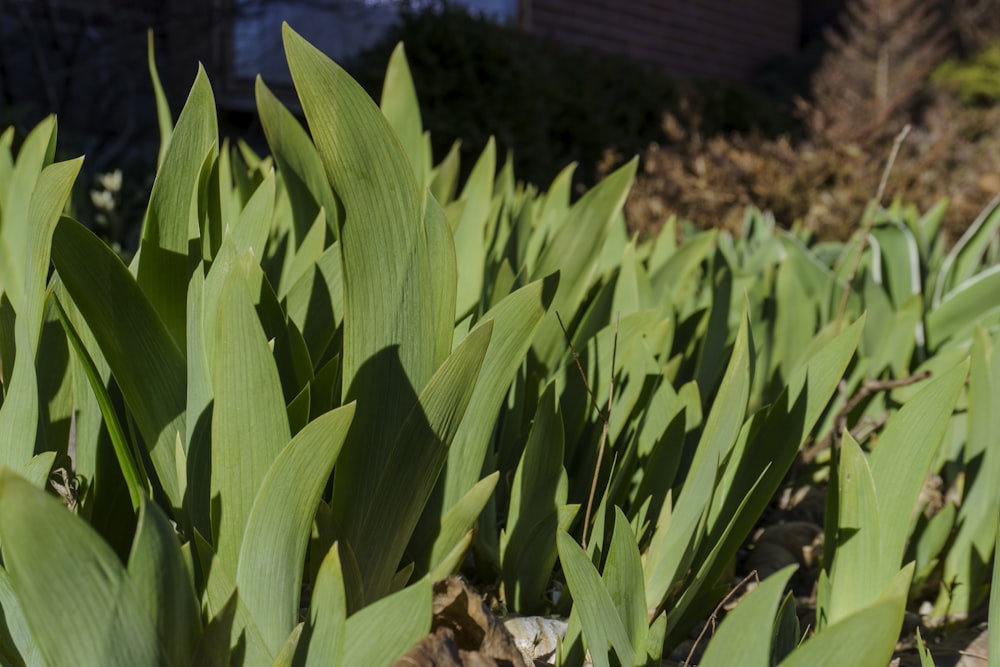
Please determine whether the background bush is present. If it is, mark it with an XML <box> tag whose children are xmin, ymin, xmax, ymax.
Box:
<box><xmin>624</xmin><ymin>0</ymin><xmax>1000</xmax><ymax>243</ymax></box>
<box><xmin>346</xmin><ymin>3</ymin><xmax>791</xmax><ymax>191</ymax></box>
<box><xmin>933</xmin><ymin>42</ymin><xmax>1000</xmax><ymax>106</ymax></box>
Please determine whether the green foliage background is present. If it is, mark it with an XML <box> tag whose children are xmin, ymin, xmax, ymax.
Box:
<box><xmin>0</xmin><ymin>22</ymin><xmax>998</xmax><ymax>667</ymax></box>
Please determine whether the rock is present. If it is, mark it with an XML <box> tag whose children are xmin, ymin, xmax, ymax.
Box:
<box><xmin>502</xmin><ymin>616</ymin><xmax>570</xmax><ymax>666</ymax></box>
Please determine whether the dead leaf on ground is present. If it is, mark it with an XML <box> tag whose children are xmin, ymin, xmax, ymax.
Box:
<box><xmin>393</xmin><ymin>577</ymin><xmax>528</xmax><ymax>667</ymax></box>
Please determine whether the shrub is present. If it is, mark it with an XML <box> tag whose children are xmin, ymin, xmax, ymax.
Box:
<box><xmin>346</xmin><ymin>2</ymin><xmax>790</xmax><ymax>190</ymax></box>
<box><xmin>625</xmin><ymin>0</ymin><xmax>1000</xmax><ymax>244</ymax></box>
<box><xmin>933</xmin><ymin>42</ymin><xmax>1000</xmax><ymax>106</ymax></box>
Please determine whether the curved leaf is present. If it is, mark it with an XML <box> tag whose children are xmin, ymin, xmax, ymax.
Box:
<box><xmin>128</xmin><ymin>498</ymin><xmax>202</xmax><ymax>666</ymax></box>
<box><xmin>256</xmin><ymin>76</ymin><xmax>338</xmax><ymax>244</ymax></box>
<box><xmin>826</xmin><ymin>433</ymin><xmax>881</xmax><ymax>624</ymax></box>
<box><xmin>531</xmin><ymin>158</ymin><xmax>637</xmax><ymax>365</ymax></box>
<box><xmin>342</xmin><ymin>578</ymin><xmax>432</xmax><ymax>667</ymax></box>
<box><xmin>284</xmin><ymin>25</ymin><xmax>436</xmax><ymax>539</ymax></box>
<box><xmin>211</xmin><ymin>261</ymin><xmax>292</xmax><ymax>572</ymax></box>
<box><xmin>869</xmin><ymin>359</ymin><xmax>967</xmax><ymax>584</ymax></box>
<box><xmin>0</xmin><ymin>468</ymin><xmax>159</xmax><ymax>666</ymax></box>
<box><xmin>557</xmin><ymin>530</ymin><xmax>634</xmax><ymax>667</ymax></box>
<box><xmin>52</xmin><ymin>217</ymin><xmax>185</xmax><ymax>507</ymax></box>
<box><xmin>295</xmin><ymin>544</ymin><xmax>347</xmax><ymax>667</ymax></box>
<box><xmin>453</xmin><ymin>138</ymin><xmax>496</xmax><ymax>318</ymax></box>
<box><xmin>236</xmin><ymin>403</ymin><xmax>355</xmax><ymax>654</ymax></box>
<box><xmin>380</xmin><ymin>43</ymin><xmax>425</xmax><ymax>190</ymax></box>
<box><xmin>347</xmin><ymin>321</ymin><xmax>493</xmax><ymax>602</ymax></box>
<box><xmin>700</xmin><ymin>566</ymin><xmax>796</xmax><ymax>667</ymax></box>
<box><xmin>136</xmin><ymin>65</ymin><xmax>218</xmax><ymax>348</ymax></box>
<box><xmin>436</xmin><ymin>273</ymin><xmax>558</xmax><ymax>521</ymax></box>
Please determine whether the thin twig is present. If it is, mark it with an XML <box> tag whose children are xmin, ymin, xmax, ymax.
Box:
<box><xmin>801</xmin><ymin>370</ymin><xmax>932</xmax><ymax>462</ymax></box>
<box><xmin>876</xmin><ymin>124</ymin><xmax>912</xmax><ymax>205</ymax></box>
<box><xmin>581</xmin><ymin>312</ymin><xmax>620</xmax><ymax>550</ymax></box>
<box><xmin>683</xmin><ymin>570</ymin><xmax>760</xmax><ymax>667</ymax></box>
<box><xmin>850</xmin><ymin>413</ymin><xmax>890</xmax><ymax>443</ymax></box>
<box><xmin>835</xmin><ymin>370</ymin><xmax>930</xmax><ymax>435</ymax></box>
<box><xmin>836</xmin><ymin>124</ymin><xmax>912</xmax><ymax>323</ymax></box>
<box><xmin>956</xmin><ymin>649</ymin><xmax>988</xmax><ymax>663</ymax></box>
<box><xmin>556</xmin><ymin>312</ymin><xmax>605</xmax><ymax>421</ymax></box>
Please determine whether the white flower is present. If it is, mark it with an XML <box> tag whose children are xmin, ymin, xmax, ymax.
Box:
<box><xmin>98</xmin><ymin>169</ymin><xmax>122</xmax><ymax>193</ymax></box>
<box><xmin>90</xmin><ymin>189</ymin><xmax>115</xmax><ymax>211</ymax></box>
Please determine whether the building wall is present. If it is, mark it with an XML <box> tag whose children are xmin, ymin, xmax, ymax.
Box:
<box><xmin>525</xmin><ymin>0</ymin><xmax>802</xmax><ymax>81</ymax></box>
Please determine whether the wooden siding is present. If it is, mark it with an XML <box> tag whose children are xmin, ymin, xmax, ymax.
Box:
<box><xmin>525</xmin><ymin>0</ymin><xmax>802</xmax><ymax>81</ymax></box>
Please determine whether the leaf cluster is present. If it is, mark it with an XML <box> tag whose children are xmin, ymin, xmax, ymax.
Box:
<box><xmin>0</xmin><ymin>24</ymin><xmax>999</xmax><ymax>667</ymax></box>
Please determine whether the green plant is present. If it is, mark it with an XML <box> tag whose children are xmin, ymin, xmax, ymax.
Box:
<box><xmin>933</xmin><ymin>43</ymin><xmax>1000</xmax><ymax>106</ymax></box>
<box><xmin>1</xmin><ymin>22</ymin><xmax>999</xmax><ymax>667</ymax></box>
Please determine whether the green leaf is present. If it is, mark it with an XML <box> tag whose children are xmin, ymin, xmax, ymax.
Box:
<box><xmin>429</xmin><ymin>531</ymin><xmax>473</xmax><ymax>583</ymax></box>
<box><xmin>136</xmin><ymin>65</ymin><xmax>218</xmax><ymax>349</ymax></box>
<box><xmin>870</xmin><ymin>220</ymin><xmax>921</xmax><ymax>310</ymax></box>
<box><xmin>913</xmin><ymin>502</ymin><xmax>954</xmax><ymax>581</ymax></box>
<box><xmin>194</xmin><ymin>531</ymin><xmax>272</xmax><ymax>665</ymax></box>
<box><xmin>18</xmin><ymin>453</ymin><xmax>55</xmax><ymax>490</ymax></box>
<box><xmin>602</xmin><ymin>509</ymin><xmax>646</xmax><ymax>657</ymax></box>
<box><xmin>868</xmin><ymin>359</ymin><xmax>967</xmax><ymax>586</ymax></box>
<box><xmin>772</xmin><ymin>591</ymin><xmax>801</xmax><ymax>665</ymax></box>
<box><xmin>211</xmin><ymin>262</ymin><xmax>292</xmax><ymax>573</ymax></box>
<box><xmin>53</xmin><ymin>295</ymin><xmax>148</xmax><ymax>508</ymax></box>
<box><xmin>230</xmin><ymin>168</ymin><xmax>276</xmax><ymax>261</ymax></box>
<box><xmin>453</xmin><ymin>138</ymin><xmax>496</xmax><ymax>318</ymax></box>
<box><xmin>557</xmin><ymin>530</ymin><xmax>634</xmax><ymax>667</ymax></box>
<box><xmin>927</xmin><ymin>266</ymin><xmax>1000</xmax><ymax>349</ymax></box>
<box><xmin>345</xmin><ymin>321</ymin><xmax>493</xmax><ymax>602</ymax></box>
<box><xmin>191</xmin><ymin>590</ymin><xmax>238</xmax><ymax>667</ymax></box>
<box><xmin>256</xmin><ymin>77</ymin><xmax>338</xmax><ymax>244</ymax></box>
<box><xmin>204</xmin><ymin>140</ymin><xmax>236</xmax><ymax>260</ymax></box>
<box><xmin>271</xmin><ymin>624</ymin><xmax>303</xmax><ymax>667</ymax></box>
<box><xmin>915</xmin><ymin>628</ymin><xmax>936</xmax><ymax>667</ymax></box>
<box><xmin>692</xmin><ymin>251</ymin><xmax>733</xmax><ymax>401</ymax></box>
<box><xmin>284</xmin><ymin>26</ymin><xmax>437</xmax><ymax>545</ymax></box>
<box><xmin>425</xmin><ymin>193</ymin><xmax>458</xmax><ymax>368</ymax></box>
<box><xmin>429</xmin><ymin>139</ymin><xmax>461</xmax><ymax>206</ymax></box>
<box><xmin>650</xmin><ymin>229</ymin><xmax>717</xmax><ymax>312</ymax></box>
<box><xmin>279</xmin><ymin>210</ymin><xmax>327</xmax><ymax>300</ymax></box>
<box><xmin>531</xmin><ymin>158</ymin><xmax>637</xmax><ymax>366</ymax></box>
<box><xmin>642</xmin><ymin>612</ymin><xmax>667</xmax><ymax>667</ymax></box>
<box><xmin>380</xmin><ymin>43</ymin><xmax>425</xmax><ymax>191</ymax></box>
<box><xmin>284</xmin><ymin>242</ymin><xmax>343</xmax><ymax>364</ymax></box>
<box><xmin>342</xmin><ymin>578</ymin><xmax>432</xmax><ymax>667</ymax></box>
<box><xmin>295</xmin><ymin>544</ymin><xmax>347</xmax><ymax>667</ymax></box>
<box><xmin>0</xmin><ymin>468</ymin><xmax>160</xmax><ymax>666</ymax></box>
<box><xmin>781</xmin><ymin>565</ymin><xmax>910</xmax><ymax>667</ymax></box>
<box><xmin>700</xmin><ymin>566</ymin><xmax>796</xmax><ymax>667</ymax></box>
<box><xmin>825</xmin><ymin>432</ymin><xmax>881</xmax><ymax>624</ymax></box>
<box><xmin>128</xmin><ymin>498</ymin><xmax>202</xmax><ymax>666</ymax></box>
<box><xmin>147</xmin><ymin>29</ymin><xmax>174</xmax><ymax>167</ymax></box>
<box><xmin>0</xmin><ymin>116</ymin><xmax>57</xmax><ymax>311</ymax></box>
<box><xmin>21</xmin><ymin>160</ymin><xmax>82</xmax><ymax>339</ymax></box>
<box><xmin>934</xmin><ymin>194</ymin><xmax>1000</xmax><ymax>305</ymax></box>
<box><xmin>408</xmin><ymin>471</ymin><xmax>498</xmax><ymax>580</ymax></box>
<box><xmin>435</xmin><ymin>273</ymin><xmax>558</xmax><ymax>525</ymax></box>
<box><xmin>501</xmin><ymin>380</ymin><xmax>567</xmax><ymax>613</ymax></box>
<box><xmin>0</xmin><ymin>566</ymin><xmax>41</xmax><ymax>666</ymax></box>
<box><xmin>644</xmin><ymin>310</ymin><xmax>753</xmax><ymax>615</ymax></box>
<box><xmin>938</xmin><ymin>328</ymin><xmax>1000</xmax><ymax>614</ymax></box>
<box><xmin>52</xmin><ymin>217</ymin><xmax>185</xmax><ymax>508</ymax></box>
<box><xmin>236</xmin><ymin>403</ymin><xmax>355</xmax><ymax>655</ymax></box>
<box><xmin>0</xmin><ymin>155</ymin><xmax>81</xmax><ymax>470</ymax></box>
